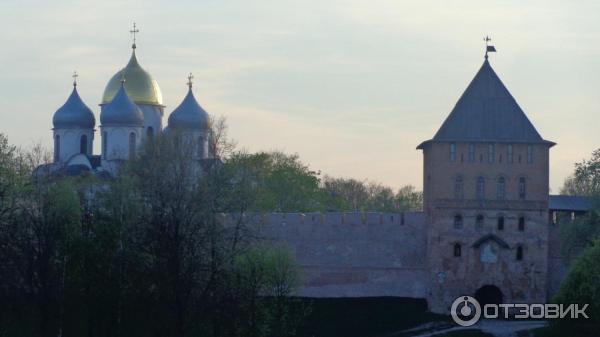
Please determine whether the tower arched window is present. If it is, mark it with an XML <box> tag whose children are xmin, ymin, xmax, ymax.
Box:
<box><xmin>519</xmin><ymin>177</ymin><xmax>526</xmax><ymax>200</ymax></box>
<box><xmin>449</xmin><ymin>143</ymin><xmax>456</xmax><ymax>162</ymax></box>
<box><xmin>476</xmin><ymin>177</ymin><xmax>485</xmax><ymax>199</ymax></box>
<box><xmin>454</xmin><ymin>243</ymin><xmax>462</xmax><ymax>257</ymax></box>
<box><xmin>476</xmin><ymin>214</ymin><xmax>484</xmax><ymax>229</ymax></box>
<box><xmin>54</xmin><ymin>135</ymin><xmax>60</xmax><ymax>162</ymax></box>
<box><xmin>129</xmin><ymin>132</ymin><xmax>136</xmax><ymax>159</ymax></box>
<box><xmin>80</xmin><ymin>135</ymin><xmax>87</xmax><ymax>154</ymax></box>
<box><xmin>497</xmin><ymin>215</ymin><xmax>505</xmax><ymax>231</ymax></box>
<box><xmin>102</xmin><ymin>131</ymin><xmax>107</xmax><ymax>159</ymax></box>
<box><xmin>146</xmin><ymin>127</ymin><xmax>154</xmax><ymax>142</ymax></box>
<box><xmin>454</xmin><ymin>176</ymin><xmax>464</xmax><ymax>199</ymax></box>
<box><xmin>453</xmin><ymin>214</ymin><xmax>463</xmax><ymax>229</ymax></box>
<box><xmin>496</xmin><ymin>177</ymin><xmax>506</xmax><ymax>200</ymax></box>
<box><xmin>518</xmin><ymin>216</ymin><xmax>525</xmax><ymax>231</ymax></box>
<box><xmin>198</xmin><ymin>136</ymin><xmax>205</xmax><ymax>158</ymax></box>
<box><xmin>516</xmin><ymin>246</ymin><xmax>524</xmax><ymax>261</ymax></box>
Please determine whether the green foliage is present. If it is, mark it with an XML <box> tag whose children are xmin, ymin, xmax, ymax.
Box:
<box><xmin>561</xmin><ymin>148</ymin><xmax>600</xmax><ymax>196</ymax></box>
<box><xmin>553</xmin><ymin>240</ymin><xmax>600</xmax><ymax>334</ymax></box>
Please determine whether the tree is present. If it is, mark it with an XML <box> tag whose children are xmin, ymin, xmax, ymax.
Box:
<box><xmin>560</xmin><ymin>148</ymin><xmax>600</xmax><ymax>196</ymax></box>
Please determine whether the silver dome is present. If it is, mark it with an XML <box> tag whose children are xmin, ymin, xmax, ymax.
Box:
<box><xmin>100</xmin><ymin>83</ymin><xmax>144</xmax><ymax>126</ymax></box>
<box><xmin>52</xmin><ymin>87</ymin><xmax>95</xmax><ymax>129</ymax></box>
<box><xmin>167</xmin><ymin>88</ymin><xmax>210</xmax><ymax>130</ymax></box>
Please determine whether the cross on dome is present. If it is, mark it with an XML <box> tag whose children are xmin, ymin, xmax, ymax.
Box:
<box><xmin>187</xmin><ymin>72</ymin><xmax>194</xmax><ymax>89</ymax></box>
<box><xmin>72</xmin><ymin>70</ymin><xmax>78</xmax><ymax>87</ymax></box>
<box><xmin>130</xmin><ymin>22</ymin><xmax>139</xmax><ymax>49</ymax></box>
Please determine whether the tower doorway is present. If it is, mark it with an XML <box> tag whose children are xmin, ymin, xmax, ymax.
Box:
<box><xmin>474</xmin><ymin>285</ymin><xmax>503</xmax><ymax>307</ymax></box>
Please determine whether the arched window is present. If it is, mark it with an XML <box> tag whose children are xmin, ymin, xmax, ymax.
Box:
<box><xmin>488</xmin><ymin>144</ymin><xmax>495</xmax><ymax>163</ymax></box>
<box><xmin>449</xmin><ymin>143</ymin><xmax>456</xmax><ymax>162</ymax></box>
<box><xmin>80</xmin><ymin>134</ymin><xmax>87</xmax><ymax>154</ymax></box>
<box><xmin>516</xmin><ymin>246</ymin><xmax>524</xmax><ymax>261</ymax></box>
<box><xmin>102</xmin><ymin>131</ymin><xmax>107</xmax><ymax>159</ymax></box>
<box><xmin>476</xmin><ymin>177</ymin><xmax>485</xmax><ymax>199</ymax></box>
<box><xmin>496</xmin><ymin>177</ymin><xmax>506</xmax><ymax>200</ymax></box>
<box><xmin>54</xmin><ymin>135</ymin><xmax>60</xmax><ymax>162</ymax></box>
<box><xmin>454</xmin><ymin>243</ymin><xmax>462</xmax><ymax>257</ymax></box>
<box><xmin>453</xmin><ymin>214</ymin><xmax>463</xmax><ymax>229</ymax></box>
<box><xmin>518</xmin><ymin>216</ymin><xmax>525</xmax><ymax>231</ymax></box>
<box><xmin>497</xmin><ymin>216</ymin><xmax>505</xmax><ymax>230</ymax></box>
<box><xmin>519</xmin><ymin>177</ymin><xmax>526</xmax><ymax>200</ymax></box>
<box><xmin>454</xmin><ymin>176</ymin><xmax>464</xmax><ymax>199</ymax></box>
<box><xmin>129</xmin><ymin>132</ymin><xmax>136</xmax><ymax>159</ymax></box>
<box><xmin>527</xmin><ymin>145</ymin><xmax>533</xmax><ymax>164</ymax></box>
<box><xmin>468</xmin><ymin>144</ymin><xmax>475</xmax><ymax>162</ymax></box>
<box><xmin>507</xmin><ymin>144</ymin><xmax>513</xmax><ymax>163</ymax></box>
<box><xmin>476</xmin><ymin>214</ymin><xmax>484</xmax><ymax>229</ymax></box>
<box><xmin>198</xmin><ymin>136</ymin><xmax>205</xmax><ymax>158</ymax></box>
<box><xmin>146</xmin><ymin>127</ymin><xmax>154</xmax><ymax>142</ymax></box>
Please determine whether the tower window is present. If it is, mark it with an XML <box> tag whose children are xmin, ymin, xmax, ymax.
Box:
<box><xmin>147</xmin><ymin>127</ymin><xmax>154</xmax><ymax>142</ymax></box>
<box><xmin>454</xmin><ymin>243</ymin><xmax>462</xmax><ymax>257</ymax></box>
<box><xmin>453</xmin><ymin>214</ymin><xmax>463</xmax><ymax>229</ymax></box>
<box><xmin>519</xmin><ymin>177</ymin><xmax>526</xmax><ymax>200</ymax></box>
<box><xmin>468</xmin><ymin>144</ymin><xmax>475</xmax><ymax>162</ymax></box>
<box><xmin>507</xmin><ymin>145</ymin><xmax>513</xmax><ymax>163</ymax></box>
<box><xmin>527</xmin><ymin>145</ymin><xmax>533</xmax><ymax>164</ymax></box>
<box><xmin>488</xmin><ymin>144</ymin><xmax>495</xmax><ymax>163</ymax></box>
<box><xmin>497</xmin><ymin>216</ymin><xmax>505</xmax><ymax>230</ymax></box>
<box><xmin>476</xmin><ymin>177</ymin><xmax>485</xmax><ymax>199</ymax></box>
<box><xmin>454</xmin><ymin>176</ymin><xmax>464</xmax><ymax>199</ymax></box>
<box><xmin>450</xmin><ymin>143</ymin><xmax>456</xmax><ymax>162</ymax></box>
<box><xmin>102</xmin><ymin>131</ymin><xmax>107</xmax><ymax>159</ymax></box>
<box><xmin>516</xmin><ymin>246</ymin><xmax>524</xmax><ymax>261</ymax></box>
<box><xmin>198</xmin><ymin>136</ymin><xmax>205</xmax><ymax>158</ymax></box>
<box><xmin>518</xmin><ymin>217</ymin><xmax>525</xmax><ymax>231</ymax></box>
<box><xmin>129</xmin><ymin>132</ymin><xmax>136</xmax><ymax>160</ymax></box>
<box><xmin>54</xmin><ymin>135</ymin><xmax>60</xmax><ymax>162</ymax></box>
<box><xmin>80</xmin><ymin>134</ymin><xmax>87</xmax><ymax>154</ymax></box>
<box><xmin>476</xmin><ymin>214</ymin><xmax>484</xmax><ymax>229</ymax></box>
<box><xmin>496</xmin><ymin>177</ymin><xmax>506</xmax><ymax>200</ymax></box>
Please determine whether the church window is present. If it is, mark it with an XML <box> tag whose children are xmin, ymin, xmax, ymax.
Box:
<box><xmin>54</xmin><ymin>135</ymin><xmax>60</xmax><ymax>162</ymax></box>
<box><xmin>102</xmin><ymin>132</ymin><xmax>107</xmax><ymax>159</ymax></box>
<box><xmin>519</xmin><ymin>177</ymin><xmax>526</xmax><ymax>200</ymax></box>
<box><xmin>80</xmin><ymin>135</ymin><xmax>87</xmax><ymax>154</ymax></box>
<box><xmin>476</xmin><ymin>214</ymin><xmax>484</xmax><ymax>229</ymax></box>
<box><xmin>198</xmin><ymin>136</ymin><xmax>205</xmax><ymax>158</ymax></box>
<box><xmin>129</xmin><ymin>132</ymin><xmax>136</xmax><ymax>159</ymax></box>
<box><xmin>454</xmin><ymin>243</ymin><xmax>462</xmax><ymax>257</ymax></box>
<box><xmin>454</xmin><ymin>176</ymin><xmax>464</xmax><ymax>199</ymax></box>
<box><xmin>449</xmin><ymin>143</ymin><xmax>456</xmax><ymax>162</ymax></box>
<box><xmin>497</xmin><ymin>216</ymin><xmax>505</xmax><ymax>230</ymax></box>
<box><xmin>147</xmin><ymin>127</ymin><xmax>154</xmax><ymax>142</ymax></box>
<box><xmin>516</xmin><ymin>246</ymin><xmax>524</xmax><ymax>261</ymax></box>
<box><xmin>488</xmin><ymin>144</ymin><xmax>495</xmax><ymax>163</ymax></box>
<box><xmin>527</xmin><ymin>145</ymin><xmax>533</xmax><ymax>164</ymax></box>
<box><xmin>468</xmin><ymin>144</ymin><xmax>475</xmax><ymax>162</ymax></box>
<box><xmin>518</xmin><ymin>154</ymin><xmax>522</xmax><ymax>163</ymax></box>
<box><xmin>453</xmin><ymin>214</ymin><xmax>463</xmax><ymax>229</ymax></box>
<box><xmin>518</xmin><ymin>216</ymin><xmax>525</xmax><ymax>231</ymax></box>
<box><xmin>476</xmin><ymin>176</ymin><xmax>485</xmax><ymax>199</ymax></box>
<box><xmin>496</xmin><ymin>177</ymin><xmax>506</xmax><ymax>200</ymax></box>
<box><xmin>508</xmin><ymin>145</ymin><xmax>513</xmax><ymax>163</ymax></box>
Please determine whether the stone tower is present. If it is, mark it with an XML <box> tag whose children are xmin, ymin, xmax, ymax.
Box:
<box><xmin>417</xmin><ymin>55</ymin><xmax>555</xmax><ymax>313</ymax></box>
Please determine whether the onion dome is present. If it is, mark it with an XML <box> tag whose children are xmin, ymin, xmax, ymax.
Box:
<box><xmin>101</xmin><ymin>48</ymin><xmax>163</xmax><ymax>105</ymax></box>
<box><xmin>53</xmin><ymin>84</ymin><xmax>95</xmax><ymax>129</ymax></box>
<box><xmin>168</xmin><ymin>75</ymin><xmax>210</xmax><ymax>130</ymax></box>
<box><xmin>100</xmin><ymin>82</ymin><xmax>144</xmax><ymax>126</ymax></box>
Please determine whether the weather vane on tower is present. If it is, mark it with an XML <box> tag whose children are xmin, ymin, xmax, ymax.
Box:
<box><xmin>484</xmin><ymin>35</ymin><xmax>496</xmax><ymax>59</ymax></box>
<box><xmin>130</xmin><ymin>22</ymin><xmax>139</xmax><ymax>49</ymax></box>
<box><xmin>187</xmin><ymin>72</ymin><xmax>194</xmax><ymax>89</ymax></box>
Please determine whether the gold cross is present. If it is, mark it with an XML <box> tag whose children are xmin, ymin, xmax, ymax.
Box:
<box><xmin>484</xmin><ymin>35</ymin><xmax>492</xmax><ymax>46</ymax></box>
<box><xmin>72</xmin><ymin>70</ymin><xmax>78</xmax><ymax>87</ymax></box>
<box><xmin>130</xmin><ymin>22</ymin><xmax>139</xmax><ymax>48</ymax></box>
<box><xmin>187</xmin><ymin>72</ymin><xmax>194</xmax><ymax>89</ymax></box>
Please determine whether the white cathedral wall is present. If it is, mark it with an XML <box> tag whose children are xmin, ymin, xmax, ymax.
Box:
<box><xmin>178</xmin><ymin>130</ymin><xmax>210</xmax><ymax>159</ymax></box>
<box><xmin>138</xmin><ymin>104</ymin><xmax>164</xmax><ymax>141</ymax></box>
<box><xmin>53</xmin><ymin>128</ymin><xmax>94</xmax><ymax>163</ymax></box>
<box><xmin>101</xmin><ymin>126</ymin><xmax>143</xmax><ymax>161</ymax></box>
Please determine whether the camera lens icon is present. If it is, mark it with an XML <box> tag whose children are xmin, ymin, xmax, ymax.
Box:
<box><xmin>451</xmin><ymin>296</ymin><xmax>481</xmax><ymax>327</ymax></box>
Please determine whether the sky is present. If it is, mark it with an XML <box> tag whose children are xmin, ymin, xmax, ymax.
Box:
<box><xmin>1</xmin><ymin>0</ymin><xmax>599</xmax><ymax>192</ymax></box>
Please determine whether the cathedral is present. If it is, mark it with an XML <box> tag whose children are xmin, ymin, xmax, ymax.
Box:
<box><xmin>43</xmin><ymin>34</ymin><xmax>213</xmax><ymax>177</ymax></box>
<box><xmin>40</xmin><ymin>32</ymin><xmax>590</xmax><ymax>314</ymax></box>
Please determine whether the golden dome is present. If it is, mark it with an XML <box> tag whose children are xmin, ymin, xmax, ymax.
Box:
<box><xmin>101</xmin><ymin>49</ymin><xmax>163</xmax><ymax>105</ymax></box>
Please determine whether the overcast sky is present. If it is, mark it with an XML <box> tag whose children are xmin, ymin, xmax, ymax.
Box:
<box><xmin>1</xmin><ymin>0</ymin><xmax>599</xmax><ymax>192</ymax></box>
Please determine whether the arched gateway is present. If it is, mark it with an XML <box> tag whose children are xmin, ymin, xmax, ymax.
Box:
<box><xmin>475</xmin><ymin>285</ymin><xmax>503</xmax><ymax>307</ymax></box>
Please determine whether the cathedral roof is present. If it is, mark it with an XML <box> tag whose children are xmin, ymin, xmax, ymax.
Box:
<box><xmin>167</xmin><ymin>86</ymin><xmax>210</xmax><ymax>130</ymax></box>
<box><xmin>418</xmin><ymin>58</ymin><xmax>554</xmax><ymax>149</ymax></box>
<box><xmin>101</xmin><ymin>48</ymin><xmax>163</xmax><ymax>106</ymax></box>
<box><xmin>53</xmin><ymin>86</ymin><xmax>95</xmax><ymax>129</ymax></box>
<box><xmin>100</xmin><ymin>83</ymin><xmax>144</xmax><ymax>126</ymax></box>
